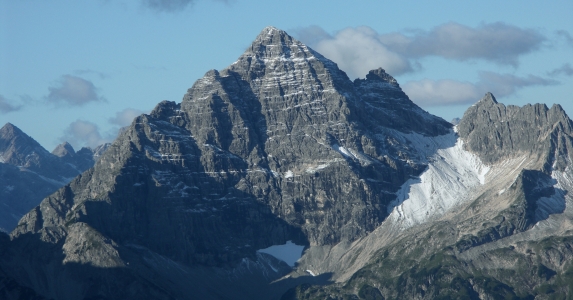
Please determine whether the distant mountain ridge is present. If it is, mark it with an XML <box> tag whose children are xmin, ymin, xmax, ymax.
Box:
<box><xmin>1</xmin><ymin>27</ymin><xmax>572</xmax><ymax>299</ymax></box>
<box><xmin>0</xmin><ymin>123</ymin><xmax>108</xmax><ymax>232</ymax></box>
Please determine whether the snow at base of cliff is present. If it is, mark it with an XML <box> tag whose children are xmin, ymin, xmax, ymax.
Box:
<box><xmin>387</xmin><ymin>130</ymin><xmax>489</xmax><ymax>230</ymax></box>
<box><xmin>256</xmin><ymin>240</ymin><xmax>305</xmax><ymax>267</ymax></box>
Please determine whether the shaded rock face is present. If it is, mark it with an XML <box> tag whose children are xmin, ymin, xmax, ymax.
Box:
<box><xmin>0</xmin><ymin>233</ymin><xmax>46</xmax><ymax>300</ymax></box>
<box><xmin>458</xmin><ymin>93</ymin><xmax>573</xmax><ymax>171</ymax></box>
<box><xmin>0</xmin><ymin>123</ymin><xmax>107</xmax><ymax>232</ymax></box>
<box><xmin>2</xmin><ymin>27</ymin><xmax>452</xmax><ymax>299</ymax></box>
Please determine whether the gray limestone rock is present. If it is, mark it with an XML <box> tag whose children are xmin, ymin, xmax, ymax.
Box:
<box><xmin>457</xmin><ymin>92</ymin><xmax>573</xmax><ymax>172</ymax></box>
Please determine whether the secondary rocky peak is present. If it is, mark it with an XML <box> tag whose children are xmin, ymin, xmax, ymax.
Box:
<box><xmin>0</xmin><ymin>122</ymin><xmax>20</xmax><ymax>135</ymax></box>
<box><xmin>458</xmin><ymin>93</ymin><xmax>573</xmax><ymax>170</ymax></box>
<box><xmin>0</xmin><ymin>122</ymin><xmax>49</xmax><ymax>166</ymax></box>
<box><xmin>482</xmin><ymin>92</ymin><xmax>498</xmax><ymax>104</ymax></box>
<box><xmin>0</xmin><ymin>123</ymin><xmax>28</xmax><ymax>144</ymax></box>
<box><xmin>548</xmin><ymin>104</ymin><xmax>573</xmax><ymax>131</ymax></box>
<box><xmin>364</xmin><ymin>68</ymin><xmax>400</xmax><ymax>88</ymax></box>
<box><xmin>52</xmin><ymin>141</ymin><xmax>76</xmax><ymax>158</ymax></box>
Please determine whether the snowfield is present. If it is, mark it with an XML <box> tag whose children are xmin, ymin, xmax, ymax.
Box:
<box><xmin>256</xmin><ymin>240</ymin><xmax>305</xmax><ymax>267</ymax></box>
<box><xmin>387</xmin><ymin>130</ymin><xmax>490</xmax><ymax>230</ymax></box>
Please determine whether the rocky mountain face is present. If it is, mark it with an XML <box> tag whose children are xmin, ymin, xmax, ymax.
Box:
<box><xmin>1</xmin><ymin>27</ymin><xmax>572</xmax><ymax>300</ymax></box>
<box><xmin>0</xmin><ymin>123</ymin><xmax>108</xmax><ymax>232</ymax></box>
<box><xmin>458</xmin><ymin>93</ymin><xmax>573</xmax><ymax>171</ymax></box>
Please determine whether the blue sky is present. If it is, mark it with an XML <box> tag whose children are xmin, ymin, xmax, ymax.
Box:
<box><xmin>1</xmin><ymin>0</ymin><xmax>572</xmax><ymax>151</ymax></box>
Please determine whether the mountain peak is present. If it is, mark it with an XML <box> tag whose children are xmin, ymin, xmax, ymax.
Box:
<box><xmin>477</xmin><ymin>92</ymin><xmax>498</xmax><ymax>105</ymax></box>
<box><xmin>458</xmin><ymin>92</ymin><xmax>573</xmax><ymax>170</ymax></box>
<box><xmin>52</xmin><ymin>141</ymin><xmax>76</xmax><ymax>158</ymax></box>
<box><xmin>219</xmin><ymin>25</ymin><xmax>353</xmax><ymax>101</ymax></box>
<box><xmin>0</xmin><ymin>122</ymin><xmax>25</xmax><ymax>139</ymax></box>
<box><xmin>365</xmin><ymin>68</ymin><xmax>399</xmax><ymax>87</ymax></box>
<box><xmin>245</xmin><ymin>25</ymin><xmax>302</xmax><ymax>56</ymax></box>
<box><xmin>259</xmin><ymin>26</ymin><xmax>283</xmax><ymax>35</ymax></box>
<box><xmin>0</xmin><ymin>122</ymin><xmax>41</xmax><ymax>154</ymax></box>
<box><xmin>253</xmin><ymin>26</ymin><xmax>291</xmax><ymax>44</ymax></box>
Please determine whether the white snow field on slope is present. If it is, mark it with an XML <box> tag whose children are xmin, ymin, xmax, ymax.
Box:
<box><xmin>256</xmin><ymin>240</ymin><xmax>305</xmax><ymax>267</ymax></box>
<box><xmin>387</xmin><ymin>130</ymin><xmax>490</xmax><ymax>230</ymax></box>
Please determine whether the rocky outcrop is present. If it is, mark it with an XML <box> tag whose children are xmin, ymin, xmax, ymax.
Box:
<box><xmin>458</xmin><ymin>92</ymin><xmax>573</xmax><ymax>171</ymax></box>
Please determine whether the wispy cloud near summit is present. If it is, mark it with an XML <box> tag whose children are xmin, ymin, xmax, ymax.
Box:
<box><xmin>60</xmin><ymin>120</ymin><xmax>112</xmax><ymax>149</ymax></box>
<box><xmin>296</xmin><ymin>22</ymin><xmax>547</xmax><ymax>79</ymax></box>
<box><xmin>403</xmin><ymin>72</ymin><xmax>558</xmax><ymax>106</ymax></box>
<box><xmin>109</xmin><ymin>108</ymin><xmax>146</xmax><ymax>127</ymax></box>
<box><xmin>295</xmin><ymin>26</ymin><xmax>414</xmax><ymax>79</ymax></box>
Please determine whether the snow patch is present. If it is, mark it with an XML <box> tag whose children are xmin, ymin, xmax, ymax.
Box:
<box><xmin>331</xmin><ymin>144</ymin><xmax>370</xmax><ymax>164</ymax></box>
<box><xmin>306</xmin><ymin>164</ymin><xmax>329</xmax><ymax>173</ymax></box>
<box><xmin>256</xmin><ymin>240</ymin><xmax>304</xmax><ymax>267</ymax></box>
<box><xmin>535</xmin><ymin>169</ymin><xmax>570</xmax><ymax>221</ymax></box>
<box><xmin>388</xmin><ymin>132</ymin><xmax>490</xmax><ymax>229</ymax></box>
<box><xmin>285</xmin><ymin>170</ymin><xmax>294</xmax><ymax>178</ymax></box>
<box><xmin>338</xmin><ymin>146</ymin><xmax>352</xmax><ymax>158</ymax></box>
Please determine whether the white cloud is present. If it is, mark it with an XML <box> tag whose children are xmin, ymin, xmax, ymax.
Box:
<box><xmin>296</xmin><ymin>23</ymin><xmax>547</xmax><ymax>79</ymax></box>
<box><xmin>298</xmin><ymin>26</ymin><xmax>413</xmax><ymax>79</ymax></box>
<box><xmin>402</xmin><ymin>79</ymin><xmax>481</xmax><ymax>106</ymax></box>
<box><xmin>403</xmin><ymin>72</ymin><xmax>558</xmax><ymax>106</ymax></box>
<box><xmin>0</xmin><ymin>95</ymin><xmax>22</xmax><ymax>114</ymax></box>
<box><xmin>477</xmin><ymin>72</ymin><xmax>557</xmax><ymax>98</ymax></box>
<box><xmin>61</xmin><ymin>120</ymin><xmax>112</xmax><ymax>149</ymax></box>
<box><xmin>381</xmin><ymin>22</ymin><xmax>546</xmax><ymax>67</ymax></box>
<box><xmin>109</xmin><ymin>108</ymin><xmax>146</xmax><ymax>127</ymax></box>
<box><xmin>47</xmin><ymin>75</ymin><xmax>105</xmax><ymax>106</ymax></box>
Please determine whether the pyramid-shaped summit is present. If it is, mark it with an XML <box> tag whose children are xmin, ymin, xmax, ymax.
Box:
<box><xmin>0</xmin><ymin>122</ymin><xmax>51</xmax><ymax>168</ymax></box>
<box><xmin>51</xmin><ymin>141</ymin><xmax>76</xmax><ymax>158</ymax></box>
<box><xmin>217</xmin><ymin>25</ymin><xmax>354</xmax><ymax>105</ymax></box>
